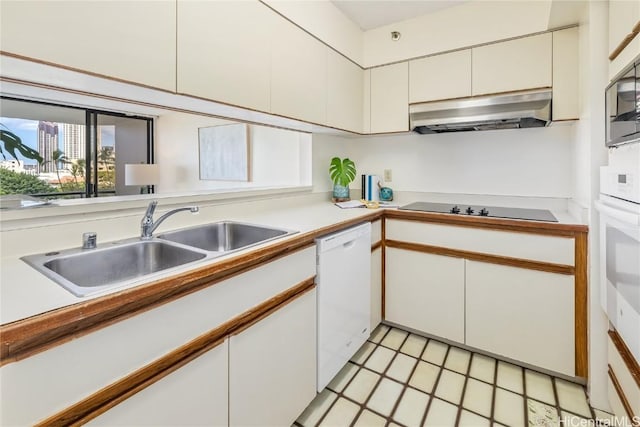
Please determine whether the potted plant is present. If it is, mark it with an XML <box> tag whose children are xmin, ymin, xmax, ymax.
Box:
<box><xmin>0</xmin><ymin>124</ymin><xmax>43</xmax><ymax>164</ymax></box>
<box><xmin>329</xmin><ymin>157</ymin><xmax>356</xmax><ymax>202</ymax></box>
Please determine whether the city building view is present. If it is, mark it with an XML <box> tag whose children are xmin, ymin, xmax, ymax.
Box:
<box><xmin>0</xmin><ymin>118</ymin><xmax>115</xmax><ymax>196</ymax></box>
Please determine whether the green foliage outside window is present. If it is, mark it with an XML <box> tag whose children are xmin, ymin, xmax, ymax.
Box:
<box><xmin>0</xmin><ymin>168</ymin><xmax>56</xmax><ymax>195</ymax></box>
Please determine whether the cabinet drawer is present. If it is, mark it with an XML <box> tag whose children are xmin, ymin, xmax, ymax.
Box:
<box><xmin>607</xmin><ymin>370</ymin><xmax>637</xmax><ymax>422</ymax></box>
<box><xmin>386</xmin><ymin>220</ymin><xmax>574</xmax><ymax>265</ymax></box>
<box><xmin>0</xmin><ymin>247</ymin><xmax>316</xmax><ymax>426</ymax></box>
<box><xmin>608</xmin><ymin>334</ymin><xmax>640</xmax><ymax>417</ymax></box>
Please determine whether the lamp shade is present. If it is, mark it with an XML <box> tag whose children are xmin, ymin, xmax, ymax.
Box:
<box><xmin>125</xmin><ymin>164</ymin><xmax>159</xmax><ymax>186</ymax></box>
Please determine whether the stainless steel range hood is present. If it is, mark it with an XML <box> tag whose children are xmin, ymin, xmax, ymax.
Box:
<box><xmin>410</xmin><ymin>88</ymin><xmax>552</xmax><ymax>134</ymax></box>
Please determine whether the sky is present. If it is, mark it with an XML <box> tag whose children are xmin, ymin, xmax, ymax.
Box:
<box><xmin>1</xmin><ymin>118</ymin><xmax>115</xmax><ymax>165</ymax></box>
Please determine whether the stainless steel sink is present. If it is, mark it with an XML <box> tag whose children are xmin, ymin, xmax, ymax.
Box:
<box><xmin>22</xmin><ymin>240</ymin><xmax>209</xmax><ymax>297</ymax></box>
<box><xmin>156</xmin><ymin>221</ymin><xmax>296</xmax><ymax>253</ymax></box>
<box><xmin>22</xmin><ymin>221</ymin><xmax>296</xmax><ymax>298</ymax></box>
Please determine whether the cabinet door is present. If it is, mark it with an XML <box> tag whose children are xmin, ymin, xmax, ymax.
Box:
<box><xmin>327</xmin><ymin>50</ymin><xmax>364</xmax><ymax>133</ymax></box>
<box><xmin>552</xmin><ymin>28</ymin><xmax>579</xmax><ymax>121</ymax></box>
<box><xmin>385</xmin><ymin>248</ymin><xmax>465</xmax><ymax>343</ymax></box>
<box><xmin>370</xmin><ymin>62</ymin><xmax>409</xmax><ymax>133</ymax></box>
<box><xmin>371</xmin><ymin>246</ymin><xmax>382</xmax><ymax>333</ymax></box>
<box><xmin>271</xmin><ymin>21</ymin><xmax>327</xmax><ymax>124</ymax></box>
<box><xmin>363</xmin><ymin>69</ymin><xmax>372</xmax><ymax>133</ymax></box>
<box><xmin>409</xmin><ymin>50</ymin><xmax>472</xmax><ymax>103</ymax></box>
<box><xmin>176</xmin><ymin>0</ymin><xmax>277</xmax><ymax>112</ymax></box>
<box><xmin>229</xmin><ymin>290</ymin><xmax>316</xmax><ymax>426</ymax></box>
<box><xmin>472</xmin><ymin>33</ymin><xmax>552</xmax><ymax>95</ymax></box>
<box><xmin>0</xmin><ymin>1</ymin><xmax>176</xmax><ymax>92</ymax></box>
<box><xmin>465</xmin><ymin>261</ymin><xmax>575</xmax><ymax>376</ymax></box>
<box><xmin>609</xmin><ymin>0</ymin><xmax>640</xmax><ymax>79</ymax></box>
<box><xmin>88</xmin><ymin>341</ymin><xmax>228</xmax><ymax>426</ymax></box>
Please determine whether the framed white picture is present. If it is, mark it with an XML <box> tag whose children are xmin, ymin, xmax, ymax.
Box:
<box><xmin>198</xmin><ymin>123</ymin><xmax>250</xmax><ymax>181</ymax></box>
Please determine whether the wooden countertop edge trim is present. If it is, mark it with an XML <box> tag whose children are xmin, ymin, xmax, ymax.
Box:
<box><xmin>608</xmin><ymin>329</ymin><xmax>640</xmax><ymax>389</ymax></box>
<box><xmin>385</xmin><ymin>209</ymin><xmax>587</xmax><ymax>236</ymax></box>
<box><xmin>371</xmin><ymin>241</ymin><xmax>383</xmax><ymax>251</ymax></box>
<box><xmin>34</xmin><ymin>278</ymin><xmax>316</xmax><ymax>427</ymax></box>
<box><xmin>608</xmin><ymin>365</ymin><xmax>637</xmax><ymax>421</ymax></box>
<box><xmin>0</xmin><ymin>208</ymin><xmax>583</xmax><ymax>366</ymax></box>
<box><xmin>0</xmin><ymin>213</ymin><xmax>379</xmax><ymax>366</ymax></box>
<box><xmin>574</xmin><ymin>233</ymin><xmax>588</xmax><ymax>379</ymax></box>
<box><xmin>385</xmin><ymin>239</ymin><xmax>575</xmax><ymax>275</ymax></box>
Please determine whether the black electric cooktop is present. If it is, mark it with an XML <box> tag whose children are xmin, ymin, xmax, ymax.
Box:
<box><xmin>399</xmin><ymin>202</ymin><xmax>558</xmax><ymax>222</ymax></box>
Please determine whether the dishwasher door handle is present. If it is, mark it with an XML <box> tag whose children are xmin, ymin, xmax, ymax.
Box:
<box><xmin>343</xmin><ymin>240</ymin><xmax>356</xmax><ymax>249</ymax></box>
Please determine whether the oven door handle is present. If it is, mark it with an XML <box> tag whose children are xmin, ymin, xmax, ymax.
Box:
<box><xmin>594</xmin><ymin>200</ymin><xmax>640</xmax><ymax>226</ymax></box>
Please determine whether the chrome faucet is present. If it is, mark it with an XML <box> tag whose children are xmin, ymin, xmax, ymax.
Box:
<box><xmin>140</xmin><ymin>200</ymin><xmax>199</xmax><ymax>240</ymax></box>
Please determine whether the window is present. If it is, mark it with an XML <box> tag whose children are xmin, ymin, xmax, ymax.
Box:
<box><xmin>0</xmin><ymin>97</ymin><xmax>153</xmax><ymax>199</ymax></box>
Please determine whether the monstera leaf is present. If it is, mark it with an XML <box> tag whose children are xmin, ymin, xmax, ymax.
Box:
<box><xmin>0</xmin><ymin>125</ymin><xmax>43</xmax><ymax>164</ymax></box>
<box><xmin>329</xmin><ymin>157</ymin><xmax>356</xmax><ymax>187</ymax></box>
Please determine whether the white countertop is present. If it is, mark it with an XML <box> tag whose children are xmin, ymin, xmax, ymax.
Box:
<box><xmin>0</xmin><ymin>198</ymin><xmax>377</xmax><ymax>325</ymax></box>
<box><xmin>0</xmin><ymin>192</ymin><xmax>584</xmax><ymax>325</ymax></box>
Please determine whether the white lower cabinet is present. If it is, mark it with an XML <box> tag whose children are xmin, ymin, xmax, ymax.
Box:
<box><xmin>90</xmin><ymin>289</ymin><xmax>317</xmax><ymax>427</ymax></box>
<box><xmin>385</xmin><ymin>248</ymin><xmax>465</xmax><ymax>343</ymax></box>
<box><xmin>465</xmin><ymin>261</ymin><xmax>575</xmax><ymax>376</ymax></box>
<box><xmin>88</xmin><ymin>341</ymin><xmax>229</xmax><ymax>426</ymax></box>
<box><xmin>229</xmin><ymin>289</ymin><xmax>317</xmax><ymax>427</ymax></box>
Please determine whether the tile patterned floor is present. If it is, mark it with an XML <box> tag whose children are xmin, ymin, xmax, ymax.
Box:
<box><xmin>295</xmin><ymin>324</ymin><xmax>613</xmax><ymax>427</ymax></box>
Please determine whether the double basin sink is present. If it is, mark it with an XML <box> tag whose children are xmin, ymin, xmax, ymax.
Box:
<box><xmin>22</xmin><ymin>221</ymin><xmax>296</xmax><ymax>297</ymax></box>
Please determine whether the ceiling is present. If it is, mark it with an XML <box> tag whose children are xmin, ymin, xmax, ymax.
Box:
<box><xmin>331</xmin><ymin>0</ymin><xmax>469</xmax><ymax>31</ymax></box>
<box><xmin>330</xmin><ymin>0</ymin><xmax>583</xmax><ymax>32</ymax></box>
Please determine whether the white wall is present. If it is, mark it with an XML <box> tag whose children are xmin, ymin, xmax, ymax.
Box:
<box><xmin>155</xmin><ymin>112</ymin><xmax>311</xmax><ymax>193</ymax></box>
<box><xmin>250</xmin><ymin>125</ymin><xmax>311</xmax><ymax>186</ymax></box>
<box><xmin>344</xmin><ymin>125</ymin><xmax>575</xmax><ymax>198</ymax></box>
<box><xmin>574</xmin><ymin>0</ymin><xmax>611</xmax><ymax>411</ymax></box>
<box><xmin>112</xmin><ymin>117</ymin><xmax>148</xmax><ymax>196</ymax></box>
<box><xmin>311</xmin><ymin>133</ymin><xmax>351</xmax><ymax>193</ymax></box>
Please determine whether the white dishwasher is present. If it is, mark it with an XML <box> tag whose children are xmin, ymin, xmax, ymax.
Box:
<box><xmin>315</xmin><ymin>222</ymin><xmax>371</xmax><ymax>391</ymax></box>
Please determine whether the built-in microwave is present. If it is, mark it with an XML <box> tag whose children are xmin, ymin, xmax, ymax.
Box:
<box><xmin>605</xmin><ymin>59</ymin><xmax>640</xmax><ymax>147</ymax></box>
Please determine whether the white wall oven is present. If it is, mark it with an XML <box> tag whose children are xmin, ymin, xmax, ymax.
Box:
<box><xmin>596</xmin><ymin>143</ymin><xmax>640</xmax><ymax>363</ymax></box>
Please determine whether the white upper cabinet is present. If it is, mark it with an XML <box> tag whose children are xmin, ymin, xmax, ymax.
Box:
<box><xmin>327</xmin><ymin>50</ymin><xmax>364</xmax><ymax>133</ymax></box>
<box><xmin>370</xmin><ymin>62</ymin><xmax>409</xmax><ymax>133</ymax></box>
<box><xmin>0</xmin><ymin>0</ymin><xmax>177</xmax><ymax>92</ymax></box>
<box><xmin>176</xmin><ymin>1</ymin><xmax>278</xmax><ymax>112</ymax></box>
<box><xmin>271</xmin><ymin>18</ymin><xmax>328</xmax><ymax>124</ymax></box>
<box><xmin>409</xmin><ymin>50</ymin><xmax>472</xmax><ymax>103</ymax></box>
<box><xmin>552</xmin><ymin>28</ymin><xmax>579</xmax><ymax>121</ymax></box>
<box><xmin>608</xmin><ymin>0</ymin><xmax>640</xmax><ymax>80</ymax></box>
<box><xmin>472</xmin><ymin>33</ymin><xmax>552</xmax><ymax>95</ymax></box>
<box><xmin>363</xmin><ymin>69</ymin><xmax>372</xmax><ymax>133</ymax></box>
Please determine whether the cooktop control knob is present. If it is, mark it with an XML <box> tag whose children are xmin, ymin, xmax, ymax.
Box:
<box><xmin>479</xmin><ymin>208</ymin><xmax>489</xmax><ymax>216</ymax></box>
<box><xmin>465</xmin><ymin>207</ymin><xmax>474</xmax><ymax>215</ymax></box>
<box><xmin>450</xmin><ymin>205</ymin><xmax>461</xmax><ymax>214</ymax></box>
